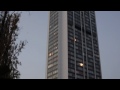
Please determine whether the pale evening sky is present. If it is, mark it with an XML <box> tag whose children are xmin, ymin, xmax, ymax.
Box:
<box><xmin>17</xmin><ymin>11</ymin><xmax>120</xmax><ymax>79</ymax></box>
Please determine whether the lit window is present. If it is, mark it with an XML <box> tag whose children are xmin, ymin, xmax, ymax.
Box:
<box><xmin>48</xmin><ymin>63</ymin><xmax>53</xmax><ymax>68</ymax></box>
<box><xmin>53</xmin><ymin>70</ymin><xmax>58</xmax><ymax>74</ymax></box>
<box><xmin>74</xmin><ymin>38</ymin><xmax>77</xmax><ymax>41</ymax></box>
<box><xmin>49</xmin><ymin>52</ymin><xmax>53</xmax><ymax>56</ymax></box>
<box><xmin>80</xmin><ymin>63</ymin><xmax>84</xmax><ymax>67</ymax></box>
<box><xmin>54</xmin><ymin>33</ymin><xmax>56</xmax><ymax>35</ymax></box>
<box><xmin>48</xmin><ymin>77</ymin><xmax>52</xmax><ymax>79</ymax></box>
<box><xmin>47</xmin><ymin>72</ymin><xmax>52</xmax><ymax>76</ymax></box>
<box><xmin>49</xmin><ymin>53</ymin><xmax>52</xmax><ymax>56</ymax></box>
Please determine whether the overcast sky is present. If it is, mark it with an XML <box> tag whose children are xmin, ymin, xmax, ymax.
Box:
<box><xmin>17</xmin><ymin>11</ymin><xmax>120</xmax><ymax>79</ymax></box>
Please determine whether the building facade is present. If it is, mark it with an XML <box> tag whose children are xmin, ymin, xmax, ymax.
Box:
<box><xmin>46</xmin><ymin>11</ymin><xmax>102</xmax><ymax>79</ymax></box>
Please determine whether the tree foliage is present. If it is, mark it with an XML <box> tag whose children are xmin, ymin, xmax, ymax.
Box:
<box><xmin>0</xmin><ymin>11</ymin><xmax>27</xmax><ymax>79</ymax></box>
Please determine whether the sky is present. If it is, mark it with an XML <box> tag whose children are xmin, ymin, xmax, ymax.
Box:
<box><xmin>17</xmin><ymin>11</ymin><xmax>120</xmax><ymax>79</ymax></box>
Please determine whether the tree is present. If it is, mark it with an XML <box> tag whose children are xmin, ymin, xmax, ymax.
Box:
<box><xmin>0</xmin><ymin>11</ymin><xmax>27</xmax><ymax>79</ymax></box>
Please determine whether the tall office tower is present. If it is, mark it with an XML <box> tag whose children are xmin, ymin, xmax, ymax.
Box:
<box><xmin>46</xmin><ymin>11</ymin><xmax>102</xmax><ymax>79</ymax></box>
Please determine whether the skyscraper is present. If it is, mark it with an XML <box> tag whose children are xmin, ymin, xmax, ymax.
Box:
<box><xmin>46</xmin><ymin>11</ymin><xmax>102</xmax><ymax>79</ymax></box>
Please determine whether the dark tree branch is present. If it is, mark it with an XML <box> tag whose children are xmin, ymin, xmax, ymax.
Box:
<box><xmin>1</xmin><ymin>11</ymin><xmax>8</xmax><ymax>32</ymax></box>
<box><xmin>0</xmin><ymin>11</ymin><xmax>27</xmax><ymax>79</ymax></box>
